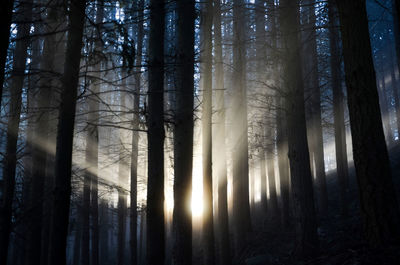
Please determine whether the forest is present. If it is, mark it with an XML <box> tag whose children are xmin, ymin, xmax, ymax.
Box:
<box><xmin>1</xmin><ymin>0</ymin><xmax>400</xmax><ymax>264</ymax></box>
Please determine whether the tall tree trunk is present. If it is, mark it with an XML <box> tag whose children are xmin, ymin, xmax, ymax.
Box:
<box><xmin>328</xmin><ymin>0</ymin><xmax>349</xmax><ymax>217</ymax></box>
<box><xmin>213</xmin><ymin>1</ymin><xmax>232</xmax><ymax>264</ymax></box>
<box><xmin>130</xmin><ymin>1</ymin><xmax>144</xmax><ymax>265</ymax></box>
<box><xmin>172</xmin><ymin>0</ymin><xmax>195</xmax><ymax>264</ymax></box>
<box><xmin>47</xmin><ymin>1</ymin><xmax>87</xmax><ymax>264</ymax></box>
<box><xmin>0</xmin><ymin>1</ymin><xmax>32</xmax><ymax>263</ymax></box>
<box><xmin>147</xmin><ymin>1</ymin><xmax>165</xmax><ymax>265</ymax></box>
<box><xmin>378</xmin><ymin>69</ymin><xmax>394</xmax><ymax>147</ymax></box>
<box><xmin>301</xmin><ymin>0</ymin><xmax>328</xmax><ymax>213</ymax></box>
<box><xmin>25</xmin><ymin>3</ymin><xmax>61</xmax><ymax>263</ymax></box>
<box><xmin>335</xmin><ymin>0</ymin><xmax>400</xmax><ymax>246</ymax></box>
<box><xmin>232</xmin><ymin>0</ymin><xmax>252</xmax><ymax>254</ymax></box>
<box><xmin>90</xmin><ymin>5</ymin><xmax>103</xmax><ymax>265</ymax></box>
<box><xmin>200</xmin><ymin>1</ymin><xmax>215</xmax><ymax>264</ymax></box>
<box><xmin>0</xmin><ymin>0</ymin><xmax>14</xmax><ymax>105</ymax></box>
<box><xmin>255</xmin><ymin>0</ymin><xmax>268</xmax><ymax>213</ymax></box>
<box><xmin>280</xmin><ymin>0</ymin><xmax>319</xmax><ymax>257</ymax></box>
<box><xmin>118</xmin><ymin>91</ymin><xmax>129</xmax><ymax>265</ymax></box>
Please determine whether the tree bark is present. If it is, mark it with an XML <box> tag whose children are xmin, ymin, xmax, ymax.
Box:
<box><xmin>328</xmin><ymin>0</ymin><xmax>349</xmax><ymax>217</ymax></box>
<box><xmin>231</xmin><ymin>0</ymin><xmax>252</xmax><ymax>254</ymax></box>
<box><xmin>47</xmin><ymin>1</ymin><xmax>87</xmax><ymax>264</ymax></box>
<box><xmin>147</xmin><ymin>1</ymin><xmax>166</xmax><ymax>265</ymax></box>
<box><xmin>0</xmin><ymin>0</ymin><xmax>14</xmax><ymax>105</ymax></box>
<box><xmin>301</xmin><ymin>0</ymin><xmax>328</xmax><ymax>213</ymax></box>
<box><xmin>172</xmin><ymin>0</ymin><xmax>195</xmax><ymax>264</ymax></box>
<box><xmin>200</xmin><ymin>1</ymin><xmax>215</xmax><ymax>264</ymax></box>
<box><xmin>335</xmin><ymin>0</ymin><xmax>400</xmax><ymax>246</ymax></box>
<box><xmin>0</xmin><ymin>1</ymin><xmax>32</xmax><ymax>263</ymax></box>
<box><xmin>213</xmin><ymin>1</ymin><xmax>232</xmax><ymax>264</ymax></box>
<box><xmin>280</xmin><ymin>0</ymin><xmax>319</xmax><ymax>257</ymax></box>
<box><xmin>130</xmin><ymin>1</ymin><xmax>144</xmax><ymax>265</ymax></box>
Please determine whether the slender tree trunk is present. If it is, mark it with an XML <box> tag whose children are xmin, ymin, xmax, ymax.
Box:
<box><xmin>335</xmin><ymin>0</ymin><xmax>400</xmax><ymax>246</ymax></box>
<box><xmin>328</xmin><ymin>0</ymin><xmax>349</xmax><ymax>217</ymax></box>
<box><xmin>280</xmin><ymin>0</ymin><xmax>319</xmax><ymax>257</ymax></box>
<box><xmin>0</xmin><ymin>0</ymin><xmax>14</xmax><ymax>104</ymax></box>
<box><xmin>47</xmin><ymin>1</ymin><xmax>87</xmax><ymax>264</ymax></box>
<box><xmin>173</xmin><ymin>0</ymin><xmax>195</xmax><ymax>264</ymax></box>
<box><xmin>118</xmin><ymin>91</ymin><xmax>129</xmax><ymax>265</ymax></box>
<box><xmin>147</xmin><ymin>1</ymin><xmax>165</xmax><ymax>265</ymax></box>
<box><xmin>232</xmin><ymin>0</ymin><xmax>252</xmax><ymax>254</ymax></box>
<box><xmin>130</xmin><ymin>2</ymin><xmax>144</xmax><ymax>265</ymax></box>
<box><xmin>213</xmin><ymin>1</ymin><xmax>232</xmax><ymax>264</ymax></box>
<box><xmin>301</xmin><ymin>0</ymin><xmax>328</xmax><ymax>213</ymax></box>
<box><xmin>200</xmin><ymin>1</ymin><xmax>215</xmax><ymax>264</ymax></box>
<box><xmin>0</xmin><ymin>1</ymin><xmax>32</xmax><ymax>263</ymax></box>
<box><xmin>255</xmin><ymin>0</ymin><xmax>268</xmax><ymax>213</ymax></box>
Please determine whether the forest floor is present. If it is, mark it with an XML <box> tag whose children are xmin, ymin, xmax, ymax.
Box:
<box><xmin>233</xmin><ymin>145</ymin><xmax>400</xmax><ymax>265</ymax></box>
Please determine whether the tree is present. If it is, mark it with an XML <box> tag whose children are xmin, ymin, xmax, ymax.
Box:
<box><xmin>301</xmin><ymin>0</ymin><xmax>328</xmax><ymax>213</ymax></box>
<box><xmin>335</xmin><ymin>0</ymin><xmax>400</xmax><ymax>246</ymax></box>
<box><xmin>232</xmin><ymin>0</ymin><xmax>252</xmax><ymax>253</ymax></box>
<box><xmin>0</xmin><ymin>1</ymin><xmax>32</xmax><ymax>263</ymax></box>
<box><xmin>0</xmin><ymin>0</ymin><xmax>15</xmax><ymax>105</ymax></box>
<box><xmin>280</xmin><ymin>0</ymin><xmax>319</xmax><ymax>257</ymax></box>
<box><xmin>130</xmin><ymin>1</ymin><xmax>144</xmax><ymax>264</ymax></box>
<box><xmin>172</xmin><ymin>0</ymin><xmax>195</xmax><ymax>264</ymax></box>
<box><xmin>328</xmin><ymin>0</ymin><xmax>349</xmax><ymax>217</ymax></box>
<box><xmin>147</xmin><ymin>0</ymin><xmax>166</xmax><ymax>264</ymax></box>
<box><xmin>200</xmin><ymin>0</ymin><xmax>215</xmax><ymax>264</ymax></box>
<box><xmin>25</xmin><ymin>2</ymin><xmax>66</xmax><ymax>264</ymax></box>
<box><xmin>47</xmin><ymin>0</ymin><xmax>87</xmax><ymax>264</ymax></box>
<box><xmin>213</xmin><ymin>0</ymin><xmax>232</xmax><ymax>264</ymax></box>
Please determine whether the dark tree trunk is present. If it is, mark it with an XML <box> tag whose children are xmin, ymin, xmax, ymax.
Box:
<box><xmin>130</xmin><ymin>2</ymin><xmax>144</xmax><ymax>265</ymax></box>
<box><xmin>25</xmin><ymin>3</ymin><xmax>61</xmax><ymax>263</ymax></box>
<box><xmin>200</xmin><ymin>1</ymin><xmax>215</xmax><ymax>264</ymax></box>
<box><xmin>213</xmin><ymin>1</ymin><xmax>232</xmax><ymax>264</ymax></box>
<box><xmin>118</xmin><ymin>92</ymin><xmax>128</xmax><ymax>265</ymax></box>
<box><xmin>301</xmin><ymin>0</ymin><xmax>328</xmax><ymax>213</ymax></box>
<box><xmin>147</xmin><ymin>1</ymin><xmax>166</xmax><ymax>265</ymax></box>
<box><xmin>328</xmin><ymin>0</ymin><xmax>349</xmax><ymax>217</ymax></box>
<box><xmin>90</xmin><ymin>5</ymin><xmax>103</xmax><ymax>265</ymax></box>
<box><xmin>47</xmin><ymin>1</ymin><xmax>87</xmax><ymax>264</ymax></box>
<box><xmin>280</xmin><ymin>0</ymin><xmax>319</xmax><ymax>257</ymax></box>
<box><xmin>276</xmin><ymin>97</ymin><xmax>290</xmax><ymax>227</ymax></box>
<box><xmin>335</xmin><ymin>0</ymin><xmax>400</xmax><ymax>246</ymax></box>
<box><xmin>232</xmin><ymin>0</ymin><xmax>252</xmax><ymax>254</ymax></box>
<box><xmin>0</xmin><ymin>1</ymin><xmax>32</xmax><ymax>263</ymax></box>
<box><xmin>260</xmin><ymin>152</ymin><xmax>268</xmax><ymax>211</ymax></box>
<box><xmin>99</xmin><ymin>200</ymin><xmax>109</xmax><ymax>265</ymax></box>
<box><xmin>172</xmin><ymin>0</ymin><xmax>195</xmax><ymax>264</ymax></box>
<box><xmin>255</xmin><ymin>0</ymin><xmax>268</xmax><ymax>213</ymax></box>
<box><xmin>0</xmin><ymin>0</ymin><xmax>14</xmax><ymax>105</ymax></box>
